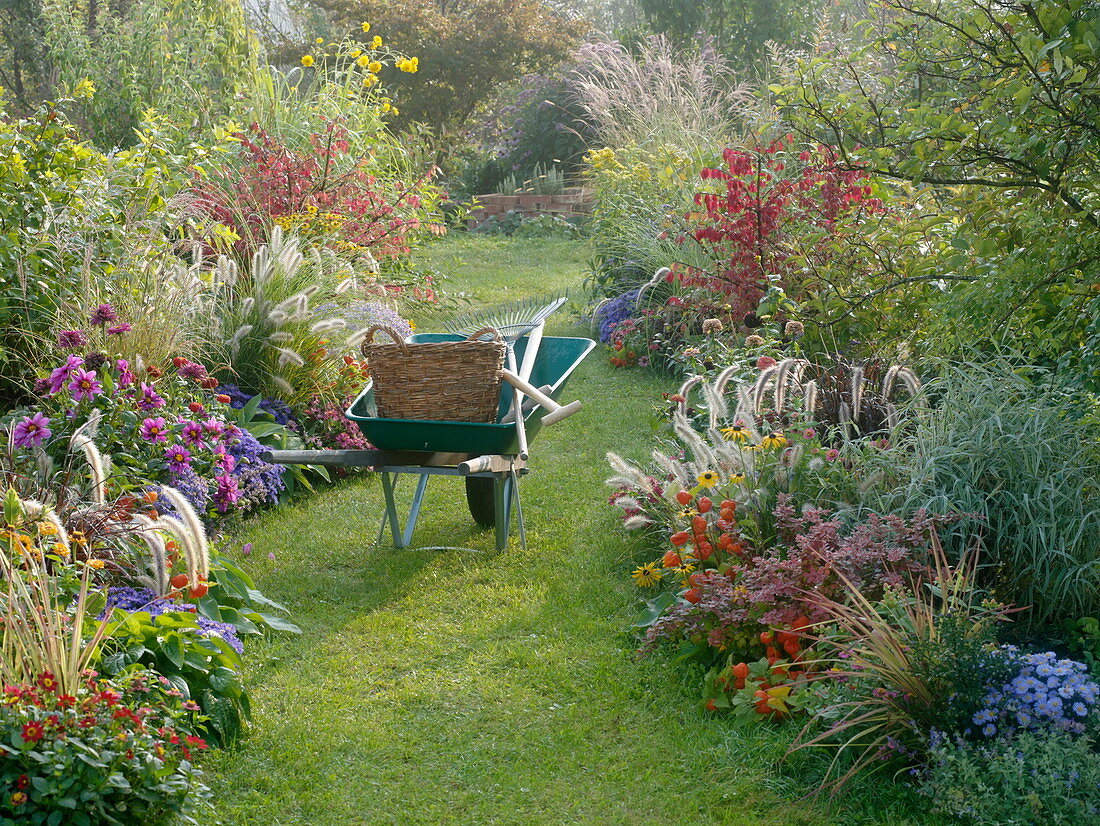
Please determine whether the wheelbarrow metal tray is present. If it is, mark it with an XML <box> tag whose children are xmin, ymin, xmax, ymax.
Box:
<box><xmin>346</xmin><ymin>334</ymin><xmax>595</xmax><ymax>454</ymax></box>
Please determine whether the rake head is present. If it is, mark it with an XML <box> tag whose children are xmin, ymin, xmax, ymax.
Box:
<box><xmin>444</xmin><ymin>296</ymin><xmax>568</xmax><ymax>341</ymax></box>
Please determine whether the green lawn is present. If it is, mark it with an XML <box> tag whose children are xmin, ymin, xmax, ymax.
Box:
<box><xmin>197</xmin><ymin>236</ymin><xmax>941</xmax><ymax>825</ymax></box>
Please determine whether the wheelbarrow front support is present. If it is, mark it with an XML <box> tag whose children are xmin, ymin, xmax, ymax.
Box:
<box><xmin>261</xmin><ymin>449</ymin><xmax>528</xmax><ymax>551</ymax></box>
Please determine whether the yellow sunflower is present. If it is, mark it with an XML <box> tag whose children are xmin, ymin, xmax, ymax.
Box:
<box><xmin>721</xmin><ymin>423</ymin><xmax>750</xmax><ymax>443</ymax></box>
<box><xmin>696</xmin><ymin>471</ymin><xmax>719</xmax><ymax>488</ymax></box>
<box><xmin>760</xmin><ymin>432</ymin><xmax>788</xmax><ymax>449</ymax></box>
<box><xmin>632</xmin><ymin>562</ymin><xmax>663</xmax><ymax>587</ymax></box>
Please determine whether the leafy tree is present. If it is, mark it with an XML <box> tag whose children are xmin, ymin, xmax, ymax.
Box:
<box><xmin>638</xmin><ymin>0</ymin><xmax>822</xmax><ymax>69</ymax></box>
<box><xmin>294</xmin><ymin>0</ymin><xmax>588</xmax><ymax>137</ymax></box>
<box><xmin>773</xmin><ymin>0</ymin><xmax>1100</xmax><ymax>372</ymax></box>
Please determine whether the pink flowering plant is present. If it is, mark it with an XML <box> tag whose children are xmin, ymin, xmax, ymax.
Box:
<box><xmin>0</xmin><ymin>668</ymin><xmax>210</xmax><ymax>823</ymax></box>
<box><xmin>3</xmin><ymin>307</ymin><xmax>285</xmax><ymax>520</ymax></box>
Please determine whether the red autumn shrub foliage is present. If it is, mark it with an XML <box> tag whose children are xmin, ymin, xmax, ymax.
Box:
<box><xmin>668</xmin><ymin>136</ymin><xmax>883</xmax><ymax>322</ymax></box>
<box><xmin>195</xmin><ymin>120</ymin><xmax>443</xmax><ymax>260</ymax></box>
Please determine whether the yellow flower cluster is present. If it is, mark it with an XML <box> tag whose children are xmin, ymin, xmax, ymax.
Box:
<box><xmin>273</xmin><ymin>207</ymin><xmax>347</xmax><ymax>236</ymax></box>
<box><xmin>396</xmin><ymin>57</ymin><xmax>419</xmax><ymax>73</ymax></box>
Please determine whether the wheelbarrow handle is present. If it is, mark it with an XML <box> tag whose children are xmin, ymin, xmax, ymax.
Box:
<box><xmin>500</xmin><ymin>370</ymin><xmax>582</xmax><ymax>425</ymax></box>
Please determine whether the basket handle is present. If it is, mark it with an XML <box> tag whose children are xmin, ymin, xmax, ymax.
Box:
<box><xmin>362</xmin><ymin>325</ymin><xmax>409</xmax><ymax>355</ymax></box>
<box><xmin>465</xmin><ymin>327</ymin><xmax>503</xmax><ymax>343</ymax></box>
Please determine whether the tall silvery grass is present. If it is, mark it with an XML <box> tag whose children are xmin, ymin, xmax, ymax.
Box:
<box><xmin>572</xmin><ymin>37</ymin><xmax>754</xmax><ymax>153</ymax></box>
<box><xmin>205</xmin><ymin>227</ymin><xmax>352</xmax><ymax>406</ymax></box>
<box><xmin>868</xmin><ymin>360</ymin><xmax>1100</xmax><ymax>626</ymax></box>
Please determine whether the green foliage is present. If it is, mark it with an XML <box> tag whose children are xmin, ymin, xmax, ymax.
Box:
<box><xmin>773</xmin><ymin>0</ymin><xmax>1100</xmax><ymax>373</ymax></box>
<box><xmin>101</xmin><ymin>609</ymin><xmax>250</xmax><ymax>748</ymax></box>
<box><xmin>293</xmin><ymin>0</ymin><xmax>587</xmax><ymax>137</ymax></box>
<box><xmin>0</xmin><ymin>103</ymin><xmax>220</xmax><ymax>403</ymax></box>
<box><xmin>14</xmin><ymin>0</ymin><xmax>255</xmax><ymax>149</ymax></box>
<box><xmin>918</xmin><ymin>730</ymin><xmax>1100</xmax><ymax>825</ymax></box>
<box><xmin>639</xmin><ymin>0</ymin><xmax>822</xmax><ymax>69</ymax></box>
<box><xmin>870</xmin><ymin>361</ymin><xmax>1100</xmax><ymax>626</ymax></box>
<box><xmin>0</xmin><ymin>668</ymin><xmax>210</xmax><ymax>825</ymax></box>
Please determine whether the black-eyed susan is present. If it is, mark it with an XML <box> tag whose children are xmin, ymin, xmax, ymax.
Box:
<box><xmin>696</xmin><ymin>470</ymin><xmax>720</xmax><ymax>488</ymax></box>
<box><xmin>721</xmin><ymin>422</ymin><xmax>750</xmax><ymax>443</ymax></box>
<box><xmin>632</xmin><ymin>562</ymin><xmax>663</xmax><ymax>587</ymax></box>
<box><xmin>760</xmin><ymin>432</ymin><xmax>788</xmax><ymax>449</ymax></box>
<box><xmin>729</xmin><ymin>473</ymin><xmax>746</xmax><ymax>485</ymax></box>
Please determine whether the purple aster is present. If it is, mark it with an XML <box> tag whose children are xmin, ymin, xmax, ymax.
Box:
<box><xmin>48</xmin><ymin>355</ymin><xmax>84</xmax><ymax>394</ymax></box>
<box><xmin>107</xmin><ymin>322</ymin><xmax>132</xmax><ymax>335</ymax></box>
<box><xmin>165</xmin><ymin>443</ymin><xmax>192</xmax><ymax>473</ymax></box>
<box><xmin>136</xmin><ymin>382</ymin><xmax>166</xmax><ymax>411</ymax></box>
<box><xmin>139</xmin><ymin>416</ymin><xmax>169</xmax><ymax>443</ymax></box>
<box><xmin>57</xmin><ymin>329</ymin><xmax>88</xmax><ymax>348</ymax></box>
<box><xmin>67</xmin><ymin>368</ymin><xmax>103</xmax><ymax>402</ymax></box>
<box><xmin>12</xmin><ymin>413</ymin><xmax>51</xmax><ymax>448</ymax></box>
<box><xmin>213</xmin><ymin>473</ymin><xmax>241</xmax><ymax>513</ymax></box>
<box><xmin>89</xmin><ymin>304</ymin><xmax>119</xmax><ymax>326</ymax></box>
<box><xmin>180</xmin><ymin>420</ymin><xmax>206</xmax><ymax>448</ymax></box>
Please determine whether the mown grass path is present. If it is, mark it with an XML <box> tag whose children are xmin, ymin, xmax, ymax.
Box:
<box><xmin>197</xmin><ymin>237</ymin><xmax>937</xmax><ymax>825</ymax></box>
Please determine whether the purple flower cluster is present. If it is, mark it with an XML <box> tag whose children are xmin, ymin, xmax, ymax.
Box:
<box><xmin>228</xmin><ymin>428</ymin><xmax>285</xmax><ymax>509</ymax></box>
<box><xmin>973</xmin><ymin>649</ymin><xmax>1099</xmax><ymax>738</ymax></box>
<box><xmin>595</xmin><ymin>289</ymin><xmax>640</xmax><ymax>343</ymax></box>
<box><xmin>105</xmin><ymin>586</ymin><xmax>243</xmax><ymax>654</ymax></box>
<box><xmin>320</xmin><ymin>300</ymin><xmax>413</xmax><ymax>342</ymax></box>
<box><xmin>166</xmin><ymin>466</ymin><xmax>209</xmax><ymax>513</ymax></box>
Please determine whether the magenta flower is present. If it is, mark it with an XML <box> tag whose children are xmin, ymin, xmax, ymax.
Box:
<box><xmin>180</xmin><ymin>420</ymin><xmax>206</xmax><ymax>448</ymax></box>
<box><xmin>48</xmin><ymin>355</ymin><xmax>84</xmax><ymax>394</ymax></box>
<box><xmin>116</xmin><ymin>358</ymin><xmax>135</xmax><ymax>389</ymax></box>
<box><xmin>176</xmin><ymin>361</ymin><xmax>208</xmax><ymax>381</ymax></box>
<box><xmin>802</xmin><ymin>428</ymin><xmax>816</xmax><ymax>440</ymax></box>
<box><xmin>201</xmin><ymin>418</ymin><xmax>226</xmax><ymax>443</ymax></box>
<box><xmin>212</xmin><ymin>445</ymin><xmax>236</xmax><ymax>472</ymax></box>
<box><xmin>825</xmin><ymin>448</ymin><xmax>840</xmax><ymax>461</ymax></box>
<box><xmin>67</xmin><ymin>368</ymin><xmax>103</xmax><ymax>402</ymax></box>
<box><xmin>136</xmin><ymin>383</ymin><xmax>166</xmax><ymax>411</ymax></box>
<box><xmin>89</xmin><ymin>304</ymin><xmax>119</xmax><ymax>326</ymax></box>
<box><xmin>139</xmin><ymin>417</ymin><xmax>169</xmax><ymax>443</ymax></box>
<box><xmin>57</xmin><ymin>330</ymin><xmax>88</xmax><ymax>348</ymax></box>
<box><xmin>107</xmin><ymin>323</ymin><xmax>132</xmax><ymax>335</ymax></box>
<box><xmin>12</xmin><ymin>413</ymin><xmax>51</xmax><ymax>448</ymax></box>
<box><xmin>214</xmin><ymin>474</ymin><xmax>240</xmax><ymax>513</ymax></box>
<box><xmin>165</xmin><ymin>443</ymin><xmax>192</xmax><ymax>473</ymax></box>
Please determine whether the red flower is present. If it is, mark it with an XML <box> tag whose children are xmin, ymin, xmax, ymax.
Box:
<box><xmin>185</xmin><ymin>735</ymin><xmax>209</xmax><ymax>750</ymax></box>
<box><xmin>21</xmin><ymin>720</ymin><xmax>45</xmax><ymax>743</ymax></box>
<box><xmin>16</xmin><ymin>774</ymin><xmax>29</xmax><ymax>790</ymax></box>
<box><xmin>36</xmin><ymin>671</ymin><xmax>58</xmax><ymax>693</ymax></box>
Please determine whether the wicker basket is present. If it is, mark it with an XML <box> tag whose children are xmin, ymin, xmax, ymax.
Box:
<box><xmin>361</xmin><ymin>326</ymin><xmax>506</xmax><ymax>423</ymax></box>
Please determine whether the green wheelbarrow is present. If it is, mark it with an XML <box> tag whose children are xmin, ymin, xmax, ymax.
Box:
<box><xmin>262</xmin><ymin>334</ymin><xmax>594</xmax><ymax>551</ymax></box>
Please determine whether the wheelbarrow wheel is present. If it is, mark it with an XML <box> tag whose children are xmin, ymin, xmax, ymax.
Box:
<box><xmin>465</xmin><ymin>477</ymin><xmax>497</xmax><ymax>528</ymax></box>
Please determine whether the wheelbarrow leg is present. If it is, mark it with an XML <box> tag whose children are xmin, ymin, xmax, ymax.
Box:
<box><xmin>379</xmin><ymin>472</ymin><xmax>404</xmax><ymax>547</ymax></box>
<box><xmin>402</xmin><ymin>473</ymin><xmax>430</xmax><ymax>547</ymax></box>
<box><xmin>493</xmin><ymin>475</ymin><xmax>510</xmax><ymax>551</ymax></box>
<box><xmin>509</xmin><ymin>467</ymin><xmax>527</xmax><ymax>550</ymax></box>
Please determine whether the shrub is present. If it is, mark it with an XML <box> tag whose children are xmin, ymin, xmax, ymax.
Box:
<box><xmin>792</xmin><ymin>539</ymin><xmax>1015</xmax><ymax>791</ymax></box>
<box><xmin>871</xmin><ymin>361</ymin><xmax>1100</xmax><ymax>626</ymax></box>
<box><xmin>195</xmin><ymin>120</ymin><xmax>443</xmax><ymax>261</ymax></box>
<box><xmin>0</xmin><ymin>668</ymin><xmax>210</xmax><ymax>823</ymax></box>
<box><xmin>918</xmin><ymin>730</ymin><xmax>1100</xmax><ymax>825</ymax></box>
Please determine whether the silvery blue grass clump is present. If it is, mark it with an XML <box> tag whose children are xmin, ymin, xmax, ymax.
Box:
<box><xmin>971</xmin><ymin>648</ymin><xmax>1099</xmax><ymax>738</ymax></box>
